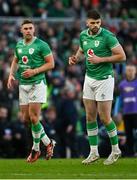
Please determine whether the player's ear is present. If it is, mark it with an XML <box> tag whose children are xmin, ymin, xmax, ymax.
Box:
<box><xmin>86</xmin><ymin>20</ymin><xmax>89</xmax><ymax>27</ymax></box>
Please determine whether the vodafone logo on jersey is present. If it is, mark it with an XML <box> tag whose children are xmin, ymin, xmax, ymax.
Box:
<box><xmin>87</xmin><ymin>49</ymin><xmax>94</xmax><ymax>57</ymax></box>
<box><xmin>22</xmin><ymin>56</ymin><xmax>28</xmax><ymax>64</ymax></box>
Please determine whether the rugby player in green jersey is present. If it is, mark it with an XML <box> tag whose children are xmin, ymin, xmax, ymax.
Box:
<box><xmin>69</xmin><ymin>10</ymin><xmax>126</xmax><ymax>165</ymax></box>
<box><xmin>7</xmin><ymin>20</ymin><xmax>56</xmax><ymax>163</ymax></box>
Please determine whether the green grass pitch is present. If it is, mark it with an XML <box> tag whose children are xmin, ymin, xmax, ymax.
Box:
<box><xmin>0</xmin><ymin>158</ymin><xmax>137</xmax><ymax>179</ymax></box>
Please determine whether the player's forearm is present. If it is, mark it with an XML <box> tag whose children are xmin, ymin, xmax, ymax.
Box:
<box><xmin>101</xmin><ymin>53</ymin><xmax>126</xmax><ymax>63</ymax></box>
<box><xmin>34</xmin><ymin>62</ymin><xmax>55</xmax><ymax>74</ymax></box>
<box><xmin>9</xmin><ymin>58</ymin><xmax>18</xmax><ymax>76</ymax></box>
<box><xmin>33</xmin><ymin>54</ymin><xmax>55</xmax><ymax>74</ymax></box>
<box><xmin>75</xmin><ymin>47</ymin><xmax>84</xmax><ymax>62</ymax></box>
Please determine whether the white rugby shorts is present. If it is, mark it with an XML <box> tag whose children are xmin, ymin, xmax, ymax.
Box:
<box><xmin>19</xmin><ymin>80</ymin><xmax>47</xmax><ymax>105</ymax></box>
<box><xmin>83</xmin><ymin>75</ymin><xmax>114</xmax><ymax>101</ymax></box>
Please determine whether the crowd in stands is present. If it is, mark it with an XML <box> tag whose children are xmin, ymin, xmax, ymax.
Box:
<box><xmin>0</xmin><ymin>0</ymin><xmax>137</xmax><ymax>19</ymax></box>
<box><xmin>0</xmin><ymin>0</ymin><xmax>137</xmax><ymax>158</ymax></box>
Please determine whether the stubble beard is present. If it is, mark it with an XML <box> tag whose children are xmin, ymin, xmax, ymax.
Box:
<box><xmin>25</xmin><ymin>34</ymin><xmax>33</xmax><ymax>42</ymax></box>
<box><xmin>90</xmin><ymin>27</ymin><xmax>99</xmax><ymax>35</ymax></box>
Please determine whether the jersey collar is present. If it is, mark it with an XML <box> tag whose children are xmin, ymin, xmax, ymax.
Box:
<box><xmin>87</xmin><ymin>27</ymin><xmax>102</xmax><ymax>38</ymax></box>
<box><xmin>23</xmin><ymin>36</ymin><xmax>37</xmax><ymax>46</ymax></box>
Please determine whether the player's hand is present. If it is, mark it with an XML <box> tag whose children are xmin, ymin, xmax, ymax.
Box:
<box><xmin>22</xmin><ymin>69</ymin><xmax>36</xmax><ymax>78</ymax></box>
<box><xmin>7</xmin><ymin>74</ymin><xmax>15</xmax><ymax>89</ymax></box>
<box><xmin>88</xmin><ymin>55</ymin><xmax>102</xmax><ymax>64</ymax></box>
<box><xmin>69</xmin><ymin>55</ymin><xmax>78</xmax><ymax>65</ymax></box>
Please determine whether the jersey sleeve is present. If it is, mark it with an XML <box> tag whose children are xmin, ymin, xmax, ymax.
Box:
<box><xmin>79</xmin><ymin>33</ymin><xmax>83</xmax><ymax>50</ymax></box>
<box><xmin>14</xmin><ymin>48</ymin><xmax>17</xmax><ymax>58</ymax></box>
<box><xmin>14</xmin><ymin>41</ymin><xmax>21</xmax><ymax>59</ymax></box>
<box><xmin>14</xmin><ymin>45</ymin><xmax>19</xmax><ymax>59</ymax></box>
<box><xmin>107</xmin><ymin>33</ymin><xmax>120</xmax><ymax>49</ymax></box>
<box><xmin>40</xmin><ymin>41</ymin><xmax>52</xmax><ymax>57</ymax></box>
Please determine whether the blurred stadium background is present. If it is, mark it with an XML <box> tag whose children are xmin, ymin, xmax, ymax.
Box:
<box><xmin>0</xmin><ymin>0</ymin><xmax>137</xmax><ymax>160</ymax></box>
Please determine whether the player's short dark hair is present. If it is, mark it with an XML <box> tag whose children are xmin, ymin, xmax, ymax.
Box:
<box><xmin>87</xmin><ymin>10</ymin><xmax>101</xmax><ymax>19</ymax></box>
<box><xmin>21</xmin><ymin>19</ymin><xmax>34</xmax><ymax>26</ymax></box>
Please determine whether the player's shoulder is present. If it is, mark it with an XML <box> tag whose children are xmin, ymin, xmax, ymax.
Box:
<box><xmin>36</xmin><ymin>37</ymin><xmax>49</xmax><ymax>46</ymax></box>
<box><xmin>16</xmin><ymin>39</ymin><xmax>23</xmax><ymax>47</ymax></box>
<box><xmin>102</xmin><ymin>27</ymin><xmax>116</xmax><ymax>37</ymax></box>
<box><xmin>80</xmin><ymin>29</ymin><xmax>88</xmax><ymax>37</ymax></box>
<box><xmin>16</xmin><ymin>39</ymin><xmax>23</xmax><ymax>45</ymax></box>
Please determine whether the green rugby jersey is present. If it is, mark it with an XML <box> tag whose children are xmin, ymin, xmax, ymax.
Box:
<box><xmin>80</xmin><ymin>27</ymin><xmax>119</xmax><ymax>80</ymax></box>
<box><xmin>15</xmin><ymin>37</ymin><xmax>52</xmax><ymax>85</ymax></box>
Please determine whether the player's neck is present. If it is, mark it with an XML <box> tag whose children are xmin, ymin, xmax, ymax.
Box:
<box><xmin>89</xmin><ymin>30</ymin><xmax>97</xmax><ymax>35</ymax></box>
<box><xmin>88</xmin><ymin>27</ymin><xmax>101</xmax><ymax>36</ymax></box>
<box><xmin>24</xmin><ymin>36</ymin><xmax>36</xmax><ymax>45</ymax></box>
<box><xmin>25</xmin><ymin>37</ymin><xmax>33</xmax><ymax>44</ymax></box>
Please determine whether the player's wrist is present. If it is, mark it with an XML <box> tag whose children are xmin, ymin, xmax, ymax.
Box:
<box><xmin>100</xmin><ymin>57</ymin><xmax>106</xmax><ymax>62</ymax></box>
<box><xmin>9</xmin><ymin>72</ymin><xmax>14</xmax><ymax>76</ymax></box>
<box><xmin>75</xmin><ymin>56</ymin><xmax>79</xmax><ymax>63</ymax></box>
<box><xmin>33</xmin><ymin>68</ymin><xmax>39</xmax><ymax>75</ymax></box>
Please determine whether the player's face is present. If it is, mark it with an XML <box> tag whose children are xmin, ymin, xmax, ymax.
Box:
<box><xmin>21</xmin><ymin>23</ymin><xmax>35</xmax><ymax>40</ymax></box>
<box><xmin>86</xmin><ymin>18</ymin><xmax>101</xmax><ymax>35</ymax></box>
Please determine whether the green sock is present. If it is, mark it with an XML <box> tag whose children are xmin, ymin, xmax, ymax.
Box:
<box><xmin>105</xmin><ymin>120</ymin><xmax>118</xmax><ymax>145</ymax></box>
<box><xmin>31</xmin><ymin>122</ymin><xmax>43</xmax><ymax>151</ymax></box>
<box><xmin>87</xmin><ymin>121</ymin><xmax>98</xmax><ymax>146</ymax></box>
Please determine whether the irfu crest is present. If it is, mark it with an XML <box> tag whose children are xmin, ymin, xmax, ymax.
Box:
<box><xmin>95</xmin><ymin>40</ymin><xmax>100</xmax><ymax>47</ymax></box>
<box><xmin>29</xmin><ymin>48</ymin><xmax>34</xmax><ymax>54</ymax></box>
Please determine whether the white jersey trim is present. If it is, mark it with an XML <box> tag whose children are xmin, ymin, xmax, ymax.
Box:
<box><xmin>44</xmin><ymin>53</ymin><xmax>52</xmax><ymax>58</ymax></box>
<box><xmin>111</xmin><ymin>43</ymin><xmax>120</xmax><ymax>50</ymax></box>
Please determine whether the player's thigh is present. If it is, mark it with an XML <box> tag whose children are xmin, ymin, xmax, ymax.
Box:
<box><xmin>29</xmin><ymin>80</ymin><xmax>47</xmax><ymax>104</ymax></box>
<box><xmin>95</xmin><ymin>77</ymin><xmax>114</xmax><ymax>101</ymax></box>
<box><xmin>29</xmin><ymin>103</ymin><xmax>41</xmax><ymax>124</ymax></box>
<box><xmin>83</xmin><ymin>98</ymin><xmax>97</xmax><ymax>121</ymax></box>
<box><xmin>19</xmin><ymin>85</ymin><xmax>29</xmax><ymax>105</ymax></box>
<box><xmin>83</xmin><ymin>75</ymin><xmax>95</xmax><ymax>100</ymax></box>
<box><xmin>97</xmin><ymin>100</ymin><xmax>112</xmax><ymax>125</ymax></box>
<box><xmin>20</xmin><ymin>105</ymin><xmax>29</xmax><ymax>123</ymax></box>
